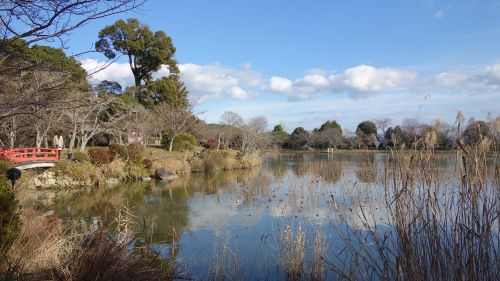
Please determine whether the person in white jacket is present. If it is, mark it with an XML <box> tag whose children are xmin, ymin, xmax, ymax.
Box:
<box><xmin>53</xmin><ymin>131</ymin><xmax>64</xmax><ymax>159</ymax></box>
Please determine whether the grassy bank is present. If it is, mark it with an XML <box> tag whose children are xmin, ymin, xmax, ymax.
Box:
<box><xmin>27</xmin><ymin>146</ymin><xmax>262</xmax><ymax>191</ymax></box>
<box><xmin>144</xmin><ymin>147</ymin><xmax>261</xmax><ymax>174</ymax></box>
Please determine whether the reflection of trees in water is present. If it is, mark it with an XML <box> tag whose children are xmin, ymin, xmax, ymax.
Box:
<box><xmin>292</xmin><ymin>160</ymin><xmax>343</xmax><ymax>183</ymax></box>
<box><xmin>356</xmin><ymin>170</ymin><xmax>375</xmax><ymax>183</ymax></box>
<box><xmin>355</xmin><ymin>154</ymin><xmax>376</xmax><ymax>183</ymax></box>
<box><xmin>169</xmin><ymin>166</ymin><xmax>263</xmax><ymax>195</ymax></box>
<box><xmin>134</xmin><ymin>183</ymin><xmax>192</xmax><ymax>244</ymax></box>
<box><xmin>292</xmin><ymin>161</ymin><xmax>308</xmax><ymax>177</ymax></box>
<box><xmin>266</xmin><ymin>158</ymin><xmax>288</xmax><ymax>179</ymax></box>
<box><xmin>53</xmin><ymin>183</ymin><xmax>147</xmax><ymax>232</ymax></box>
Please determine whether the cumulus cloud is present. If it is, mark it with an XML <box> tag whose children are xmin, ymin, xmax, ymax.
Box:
<box><xmin>81</xmin><ymin>58</ymin><xmax>499</xmax><ymax>109</ymax></box>
<box><xmin>430</xmin><ymin>63</ymin><xmax>500</xmax><ymax>93</ymax></box>
<box><xmin>229</xmin><ymin>86</ymin><xmax>251</xmax><ymax>100</ymax></box>
<box><xmin>265</xmin><ymin>65</ymin><xmax>416</xmax><ymax>100</ymax></box>
<box><xmin>178</xmin><ymin>63</ymin><xmax>261</xmax><ymax>104</ymax></box>
<box><xmin>81</xmin><ymin>59</ymin><xmax>261</xmax><ymax>104</ymax></box>
<box><xmin>81</xmin><ymin>59</ymin><xmax>135</xmax><ymax>86</ymax></box>
<box><xmin>298</xmin><ymin>73</ymin><xmax>330</xmax><ymax>87</ymax></box>
<box><xmin>268</xmin><ymin>76</ymin><xmax>293</xmax><ymax>93</ymax></box>
<box><xmin>336</xmin><ymin>65</ymin><xmax>416</xmax><ymax>92</ymax></box>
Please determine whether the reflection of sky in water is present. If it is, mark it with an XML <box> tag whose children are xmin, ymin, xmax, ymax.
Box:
<box><xmin>52</xmin><ymin>152</ymin><xmax>467</xmax><ymax>280</ymax></box>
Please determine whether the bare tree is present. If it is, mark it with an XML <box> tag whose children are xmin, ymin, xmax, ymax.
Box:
<box><xmin>220</xmin><ymin>111</ymin><xmax>244</xmax><ymax>127</ymax></box>
<box><xmin>154</xmin><ymin>104</ymin><xmax>192</xmax><ymax>152</ymax></box>
<box><xmin>64</xmin><ymin>92</ymin><xmax>128</xmax><ymax>152</ymax></box>
<box><xmin>0</xmin><ymin>115</ymin><xmax>18</xmax><ymax>147</ymax></box>
<box><xmin>218</xmin><ymin>111</ymin><xmax>244</xmax><ymax>150</ymax></box>
<box><xmin>239</xmin><ymin>116</ymin><xmax>268</xmax><ymax>153</ymax></box>
<box><xmin>375</xmin><ymin>118</ymin><xmax>391</xmax><ymax>148</ymax></box>
<box><xmin>126</xmin><ymin>104</ymin><xmax>154</xmax><ymax>145</ymax></box>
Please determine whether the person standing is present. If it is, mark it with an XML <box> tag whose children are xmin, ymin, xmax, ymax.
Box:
<box><xmin>53</xmin><ymin>131</ymin><xmax>64</xmax><ymax>160</ymax></box>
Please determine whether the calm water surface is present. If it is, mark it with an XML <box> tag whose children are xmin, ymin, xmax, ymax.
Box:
<box><xmin>52</xmin><ymin>151</ymin><xmax>464</xmax><ymax>280</ymax></box>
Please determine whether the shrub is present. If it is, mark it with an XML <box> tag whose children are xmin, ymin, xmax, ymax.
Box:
<box><xmin>0</xmin><ymin>159</ymin><xmax>12</xmax><ymax>175</ymax></box>
<box><xmin>171</xmin><ymin>133</ymin><xmax>197</xmax><ymax>152</ymax></box>
<box><xmin>190</xmin><ymin>150</ymin><xmax>230</xmax><ymax>172</ymax></box>
<box><xmin>109</xmin><ymin>144</ymin><xmax>143</xmax><ymax>163</ymax></box>
<box><xmin>206</xmin><ymin>139</ymin><xmax>219</xmax><ymax>149</ymax></box>
<box><xmin>72</xmin><ymin>151</ymin><xmax>91</xmax><ymax>163</ymax></box>
<box><xmin>53</xmin><ymin>161</ymin><xmax>100</xmax><ymax>183</ymax></box>
<box><xmin>88</xmin><ymin>147</ymin><xmax>116</xmax><ymax>165</ymax></box>
<box><xmin>162</xmin><ymin>134</ymin><xmax>197</xmax><ymax>151</ymax></box>
<box><xmin>108</xmin><ymin>144</ymin><xmax>146</xmax><ymax>180</ymax></box>
<box><xmin>99</xmin><ymin>158</ymin><xmax>126</xmax><ymax>180</ymax></box>
<box><xmin>0</xmin><ymin>175</ymin><xmax>20</xmax><ymax>258</ymax></box>
<box><xmin>124</xmin><ymin>161</ymin><xmax>148</xmax><ymax>180</ymax></box>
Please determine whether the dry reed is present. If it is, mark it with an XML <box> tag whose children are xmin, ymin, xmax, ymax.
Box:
<box><xmin>326</xmin><ymin>133</ymin><xmax>499</xmax><ymax>281</ymax></box>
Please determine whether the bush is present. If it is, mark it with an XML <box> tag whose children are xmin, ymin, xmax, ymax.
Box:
<box><xmin>0</xmin><ymin>159</ymin><xmax>12</xmax><ymax>175</ymax></box>
<box><xmin>0</xmin><ymin>175</ymin><xmax>20</xmax><ymax>257</ymax></box>
<box><xmin>124</xmin><ymin>161</ymin><xmax>148</xmax><ymax>180</ymax></box>
<box><xmin>162</xmin><ymin>133</ymin><xmax>197</xmax><ymax>151</ymax></box>
<box><xmin>191</xmin><ymin>150</ymin><xmax>230</xmax><ymax>172</ymax></box>
<box><xmin>206</xmin><ymin>139</ymin><xmax>219</xmax><ymax>149</ymax></box>
<box><xmin>72</xmin><ymin>151</ymin><xmax>91</xmax><ymax>163</ymax></box>
<box><xmin>53</xmin><ymin>161</ymin><xmax>100</xmax><ymax>183</ymax></box>
<box><xmin>99</xmin><ymin>158</ymin><xmax>126</xmax><ymax>181</ymax></box>
<box><xmin>88</xmin><ymin>147</ymin><xmax>116</xmax><ymax>165</ymax></box>
<box><xmin>109</xmin><ymin>144</ymin><xmax>143</xmax><ymax>163</ymax></box>
<box><xmin>173</xmin><ymin>133</ymin><xmax>197</xmax><ymax>152</ymax></box>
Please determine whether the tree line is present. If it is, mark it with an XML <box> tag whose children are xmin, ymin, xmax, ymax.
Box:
<box><xmin>269</xmin><ymin>113</ymin><xmax>500</xmax><ymax>150</ymax></box>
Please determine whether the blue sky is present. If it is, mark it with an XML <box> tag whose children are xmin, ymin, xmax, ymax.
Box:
<box><xmin>64</xmin><ymin>0</ymin><xmax>500</xmax><ymax>131</ymax></box>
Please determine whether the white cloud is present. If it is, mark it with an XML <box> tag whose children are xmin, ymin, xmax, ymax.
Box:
<box><xmin>81</xmin><ymin>59</ymin><xmax>135</xmax><ymax>86</ymax></box>
<box><xmin>229</xmin><ymin>86</ymin><xmax>250</xmax><ymax>100</ymax></box>
<box><xmin>81</xmin><ymin>58</ymin><xmax>500</xmax><ymax>125</ymax></box>
<box><xmin>81</xmin><ymin>59</ymin><xmax>261</xmax><ymax>104</ymax></box>
<box><xmin>178</xmin><ymin>63</ymin><xmax>262</xmax><ymax>104</ymax></box>
<box><xmin>265</xmin><ymin>65</ymin><xmax>416</xmax><ymax>100</ymax></box>
<box><xmin>486</xmin><ymin>64</ymin><xmax>500</xmax><ymax>80</ymax></box>
<box><xmin>268</xmin><ymin>76</ymin><xmax>293</xmax><ymax>93</ymax></box>
<box><xmin>298</xmin><ymin>74</ymin><xmax>329</xmax><ymax>87</ymax></box>
<box><xmin>433</xmin><ymin>9</ymin><xmax>445</xmax><ymax>19</ymax></box>
<box><xmin>433</xmin><ymin>72</ymin><xmax>468</xmax><ymax>87</ymax></box>
<box><xmin>337</xmin><ymin>65</ymin><xmax>416</xmax><ymax>92</ymax></box>
<box><xmin>429</xmin><ymin>63</ymin><xmax>500</xmax><ymax>93</ymax></box>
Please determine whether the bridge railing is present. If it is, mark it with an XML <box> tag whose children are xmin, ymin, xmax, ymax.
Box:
<box><xmin>0</xmin><ymin>147</ymin><xmax>59</xmax><ymax>164</ymax></box>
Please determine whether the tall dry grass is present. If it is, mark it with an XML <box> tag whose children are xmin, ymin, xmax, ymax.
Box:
<box><xmin>326</xmin><ymin>133</ymin><xmax>499</xmax><ymax>280</ymax></box>
<box><xmin>209</xmin><ymin>232</ymin><xmax>241</xmax><ymax>281</ymax></box>
<box><xmin>1</xmin><ymin>209</ymin><xmax>74</xmax><ymax>280</ymax></box>
<box><xmin>280</xmin><ymin>224</ymin><xmax>305</xmax><ymax>279</ymax></box>
<box><xmin>1</xmin><ymin>206</ymin><xmax>182</xmax><ymax>281</ymax></box>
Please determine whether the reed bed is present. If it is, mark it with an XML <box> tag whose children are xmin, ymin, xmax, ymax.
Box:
<box><xmin>325</xmin><ymin>136</ymin><xmax>499</xmax><ymax>281</ymax></box>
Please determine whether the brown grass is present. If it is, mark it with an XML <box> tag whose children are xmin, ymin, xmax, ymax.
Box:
<box><xmin>325</xmin><ymin>134</ymin><xmax>499</xmax><ymax>281</ymax></box>
<box><xmin>2</xmin><ymin>206</ymin><xmax>181</xmax><ymax>281</ymax></box>
<box><xmin>280</xmin><ymin>224</ymin><xmax>305</xmax><ymax>279</ymax></box>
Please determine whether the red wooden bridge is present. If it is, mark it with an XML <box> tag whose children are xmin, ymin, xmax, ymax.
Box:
<box><xmin>0</xmin><ymin>147</ymin><xmax>59</xmax><ymax>169</ymax></box>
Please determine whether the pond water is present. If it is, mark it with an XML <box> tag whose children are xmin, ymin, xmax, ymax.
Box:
<box><xmin>52</xmin><ymin>151</ymin><xmax>472</xmax><ymax>280</ymax></box>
